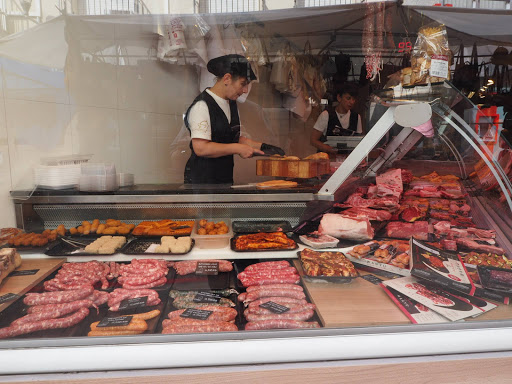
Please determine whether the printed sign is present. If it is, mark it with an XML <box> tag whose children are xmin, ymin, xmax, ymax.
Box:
<box><xmin>118</xmin><ymin>296</ymin><xmax>148</xmax><ymax>311</ymax></box>
<box><xmin>0</xmin><ymin>293</ymin><xmax>19</xmax><ymax>304</ymax></box>
<box><xmin>180</xmin><ymin>308</ymin><xmax>213</xmax><ymax>320</ymax></box>
<box><xmin>196</xmin><ymin>262</ymin><xmax>219</xmax><ymax>275</ymax></box>
<box><xmin>259</xmin><ymin>301</ymin><xmax>290</xmax><ymax>314</ymax></box>
<box><xmin>97</xmin><ymin>316</ymin><xmax>133</xmax><ymax>327</ymax></box>
<box><xmin>193</xmin><ymin>292</ymin><xmax>221</xmax><ymax>304</ymax></box>
<box><xmin>9</xmin><ymin>269</ymin><xmax>39</xmax><ymax>277</ymax></box>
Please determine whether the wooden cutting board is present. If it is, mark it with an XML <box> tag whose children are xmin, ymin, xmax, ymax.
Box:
<box><xmin>0</xmin><ymin>258</ymin><xmax>65</xmax><ymax>312</ymax></box>
<box><xmin>256</xmin><ymin>159</ymin><xmax>330</xmax><ymax>178</ymax></box>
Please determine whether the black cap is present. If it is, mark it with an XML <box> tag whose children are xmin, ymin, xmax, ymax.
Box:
<box><xmin>207</xmin><ymin>54</ymin><xmax>257</xmax><ymax>81</ymax></box>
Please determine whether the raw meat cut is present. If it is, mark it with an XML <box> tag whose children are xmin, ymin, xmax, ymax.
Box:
<box><xmin>319</xmin><ymin>213</ymin><xmax>374</xmax><ymax>241</ymax></box>
<box><xmin>455</xmin><ymin>238</ymin><xmax>505</xmax><ymax>255</ymax></box>
<box><xmin>339</xmin><ymin>207</ymin><xmax>392</xmax><ymax>221</ymax></box>
<box><xmin>376</xmin><ymin>168</ymin><xmax>403</xmax><ymax>198</ymax></box>
<box><xmin>339</xmin><ymin>193</ymin><xmax>400</xmax><ymax>210</ymax></box>
<box><xmin>385</xmin><ymin>221</ymin><xmax>429</xmax><ymax>241</ymax></box>
<box><xmin>299</xmin><ymin>232</ymin><xmax>339</xmax><ymax>248</ymax></box>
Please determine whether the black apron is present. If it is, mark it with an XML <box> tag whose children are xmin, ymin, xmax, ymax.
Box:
<box><xmin>184</xmin><ymin>90</ymin><xmax>240</xmax><ymax>184</ymax></box>
<box><xmin>320</xmin><ymin>109</ymin><xmax>359</xmax><ymax>143</ymax></box>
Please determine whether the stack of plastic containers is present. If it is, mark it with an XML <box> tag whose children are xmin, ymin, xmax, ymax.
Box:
<box><xmin>79</xmin><ymin>163</ymin><xmax>117</xmax><ymax>192</ymax></box>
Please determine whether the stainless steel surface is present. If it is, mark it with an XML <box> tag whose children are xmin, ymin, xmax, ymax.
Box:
<box><xmin>11</xmin><ymin>193</ymin><xmax>315</xmax><ymax>204</ymax></box>
<box><xmin>35</xmin><ymin>202</ymin><xmax>307</xmax><ymax>229</ymax></box>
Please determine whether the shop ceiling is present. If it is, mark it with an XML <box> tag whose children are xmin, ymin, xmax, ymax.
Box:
<box><xmin>0</xmin><ymin>2</ymin><xmax>511</xmax><ymax>71</ymax></box>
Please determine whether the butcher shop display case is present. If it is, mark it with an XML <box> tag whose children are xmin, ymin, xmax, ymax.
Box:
<box><xmin>3</xmin><ymin>80</ymin><xmax>512</xmax><ymax>375</ymax></box>
<box><xmin>3</xmin><ymin>3</ymin><xmax>512</xmax><ymax>378</ymax></box>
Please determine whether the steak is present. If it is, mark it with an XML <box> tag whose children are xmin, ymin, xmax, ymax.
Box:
<box><xmin>318</xmin><ymin>213</ymin><xmax>374</xmax><ymax>241</ymax></box>
<box><xmin>385</xmin><ymin>221</ymin><xmax>429</xmax><ymax>241</ymax></box>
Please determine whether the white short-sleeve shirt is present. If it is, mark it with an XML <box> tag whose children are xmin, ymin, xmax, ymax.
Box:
<box><xmin>313</xmin><ymin>109</ymin><xmax>362</xmax><ymax>135</ymax></box>
<box><xmin>187</xmin><ymin>89</ymin><xmax>239</xmax><ymax>141</ymax></box>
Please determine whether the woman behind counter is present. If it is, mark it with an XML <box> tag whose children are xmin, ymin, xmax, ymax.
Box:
<box><xmin>310</xmin><ymin>83</ymin><xmax>363</xmax><ymax>155</ymax></box>
<box><xmin>184</xmin><ymin>54</ymin><xmax>284</xmax><ymax>184</ymax></box>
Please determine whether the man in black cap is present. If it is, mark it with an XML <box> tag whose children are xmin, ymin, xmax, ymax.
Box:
<box><xmin>184</xmin><ymin>54</ymin><xmax>284</xmax><ymax>184</ymax></box>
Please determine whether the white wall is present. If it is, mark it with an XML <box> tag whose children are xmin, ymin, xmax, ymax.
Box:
<box><xmin>0</xmin><ymin>14</ymin><xmax>316</xmax><ymax>227</ymax></box>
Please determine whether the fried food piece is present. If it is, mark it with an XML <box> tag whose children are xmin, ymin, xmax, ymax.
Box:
<box><xmin>96</xmin><ymin>224</ymin><xmax>106</xmax><ymax>235</ymax></box>
<box><xmin>77</xmin><ymin>226</ymin><xmax>84</xmax><ymax>234</ymax></box>
<box><xmin>56</xmin><ymin>225</ymin><xmax>66</xmax><ymax>237</ymax></box>
<box><xmin>69</xmin><ymin>227</ymin><xmax>78</xmax><ymax>235</ymax></box>
<box><xmin>106</xmin><ymin>219</ymin><xmax>122</xmax><ymax>227</ymax></box>
<box><xmin>197</xmin><ymin>228</ymin><xmax>207</xmax><ymax>235</ymax></box>
<box><xmin>102</xmin><ymin>227</ymin><xmax>117</xmax><ymax>235</ymax></box>
<box><xmin>199</xmin><ymin>219</ymin><xmax>207</xmax><ymax>227</ymax></box>
<box><xmin>83</xmin><ymin>224</ymin><xmax>91</xmax><ymax>235</ymax></box>
<box><xmin>91</xmin><ymin>219</ymin><xmax>100</xmax><ymax>233</ymax></box>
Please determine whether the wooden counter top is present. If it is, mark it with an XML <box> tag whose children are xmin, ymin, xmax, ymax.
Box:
<box><xmin>0</xmin><ymin>257</ymin><xmax>65</xmax><ymax>312</ymax></box>
<box><xmin>294</xmin><ymin>261</ymin><xmax>512</xmax><ymax>328</ymax></box>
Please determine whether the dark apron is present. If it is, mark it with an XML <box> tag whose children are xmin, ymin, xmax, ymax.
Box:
<box><xmin>320</xmin><ymin>109</ymin><xmax>359</xmax><ymax>143</ymax></box>
<box><xmin>184</xmin><ymin>90</ymin><xmax>240</xmax><ymax>184</ymax></box>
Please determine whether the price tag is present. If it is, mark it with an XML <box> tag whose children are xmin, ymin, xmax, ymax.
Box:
<box><xmin>118</xmin><ymin>296</ymin><xmax>148</xmax><ymax>311</ymax></box>
<box><xmin>0</xmin><ymin>293</ymin><xmax>19</xmax><ymax>304</ymax></box>
<box><xmin>97</xmin><ymin>316</ymin><xmax>133</xmax><ymax>327</ymax></box>
<box><xmin>180</xmin><ymin>308</ymin><xmax>213</xmax><ymax>320</ymax></box>
<box><xmin>259</xmin><ymin>301</ymin><xmax>290</xmax><ymax>314</ymax></box>
<box><xmin>9</xmin><ymin>269</ymin><xmax>39</xmax><ymax>277</ymax></box>
<box><xmin>195</xmin><ymin>262</ymin><xmax>219</xmax><ymax>275</ymax></box>
<box><xmin>361</xmin><ymin>275</ymin><xmax>384</xmax><ymax>285</ymax></box>
<box><xmin>430</xmin><ymin>55</ymin><xmax>449</xmax><ymax>79</ymax></box>
<box><xmin>193</xmin><ymin>292</ymin><xmax>221</xmax><ymax>304</ymax></box>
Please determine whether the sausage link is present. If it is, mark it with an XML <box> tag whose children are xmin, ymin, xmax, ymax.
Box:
<box><xmin>245</xmin><ymin>320</ymin><xmax>320</xmax><ymax>330</ymax></box>
<box><xmin>23</xmin><ymin>287</ymin><xmax>94</xmax><ymax>306</ymax></box>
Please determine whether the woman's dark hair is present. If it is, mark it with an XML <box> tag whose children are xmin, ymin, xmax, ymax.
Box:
<box><xmin>335</xmin><ymin>83</ymin><xmax>359</xmax><ymax>98</ymax></box>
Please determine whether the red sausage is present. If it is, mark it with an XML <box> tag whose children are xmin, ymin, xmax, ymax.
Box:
<box><xmin>246</xmin><ymin>284</ymin><xmax>302</xmax><ymax>292</ymax></box>
<box><xmin>245</xmin><ymin>309</ymin><xmax>314</xmax><ymax>322</ymax></box>
<box><xmin>241</xmin><ymin>276</ymin><xmax>300</xmax><ymax>287</ymax></box>
<box><xmin>23</xmin><ymin>286</ymin><xmax>94</xmax><ymax>306</ymax></box>
<box><xmin>162</xmin><ymin>322</ymin><xmax>237</xmax><ymax>334</ymax></box>
<box><xmin>244</xmin><ymin>261</ymin><xmax>290</xmax><ymax>271</ymax></box>
<box><xmin>247</xmin><ymin>297</ymin><xmax>308</xmax><ymax>309</ymax></box>
<box><xmin>0</xmin><ymin>307</ymin><xmax>90</xmax><ymax>339</ymax></box>
<box><xmin>245</xmin><ymin>320</ymin><xmax>320</xmax><ymax>330</ymax></box>
<box><xmin>244</xmin><ymin>289</ymin><xmax>306</xmax><ymax>302</ymax></box>
<box><xmin>13</xmin><ymin>300</ymin><xmax>92</xmax><ymax>326</ymax></box>
<box><xmin>245</xmin><ymin>303</ymin><xmax>316</xmax><ymax>316</ymax></box>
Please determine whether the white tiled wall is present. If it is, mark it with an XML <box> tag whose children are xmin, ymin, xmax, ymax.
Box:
<box><xmin>0</xmin><ymin>16</ymin><xmax>296</xmax><ymax>227</ymax></box>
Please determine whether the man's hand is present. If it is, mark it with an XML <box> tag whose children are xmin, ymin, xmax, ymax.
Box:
<box><xmin>238</xmin><ymin>144</ymin><xmax>264</xmax><ymax>159</ymax></box>
<box><xmin>261</xmin><ymin>143</ymin><xmax>285</xmax><ymax>156</ymax></box>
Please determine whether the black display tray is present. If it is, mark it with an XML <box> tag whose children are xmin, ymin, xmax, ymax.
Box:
<box><xmin>121</xmin><ymin>237</ymin><xmax>195</xmax><ymax>256</ymax></box>
<box><xmin>3</xmin><ymin>238</ymin><xmax>61</xmax><ymax>253</ymax></box>
<box><xmin>296</xmin><ymin>251</ymin><xmax>359</xmax><ymax>284</ymax></box>
<box><xmin>157</xmin><ymin>290</ymin><xmax>242</xmax><ymax>333</ymax></box>
<box><xmin>477</xmin><ymin>265</ymin><xmax>512</xmax><ymax>294</ymax></box>
<box><xmin>232</xmin><ymin>221</ymin><xmax>292</xmax><ymax>234</ymax></box>
<box><xmin>171</xmin><ymin>269</ymin><xmax>232</xmax><ymax>291</ymax></box>
<box><xmin>233</xmin><ymin>259</ymin><xmax>323</xmax><ymax>329</ymax></box>
<box><xmin>44</xmin><ymin>236</ymin><xmax>128</xmax><ymax>256</ymax></box>
<box><xmin>230</xmin><ymin>234</ymin><xmax>298</xmax><ymax>253</ymax></box>
<box><xmin>233</xmin><ymin>259</ymin><xmax>294</xmax><ymax>289</ymax></box>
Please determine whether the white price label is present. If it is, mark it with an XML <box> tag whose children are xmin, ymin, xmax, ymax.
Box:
<box><xmin>430</xmin><ymin>55</ymin><xmax>449</xmax><ymax>79</ymax></box>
